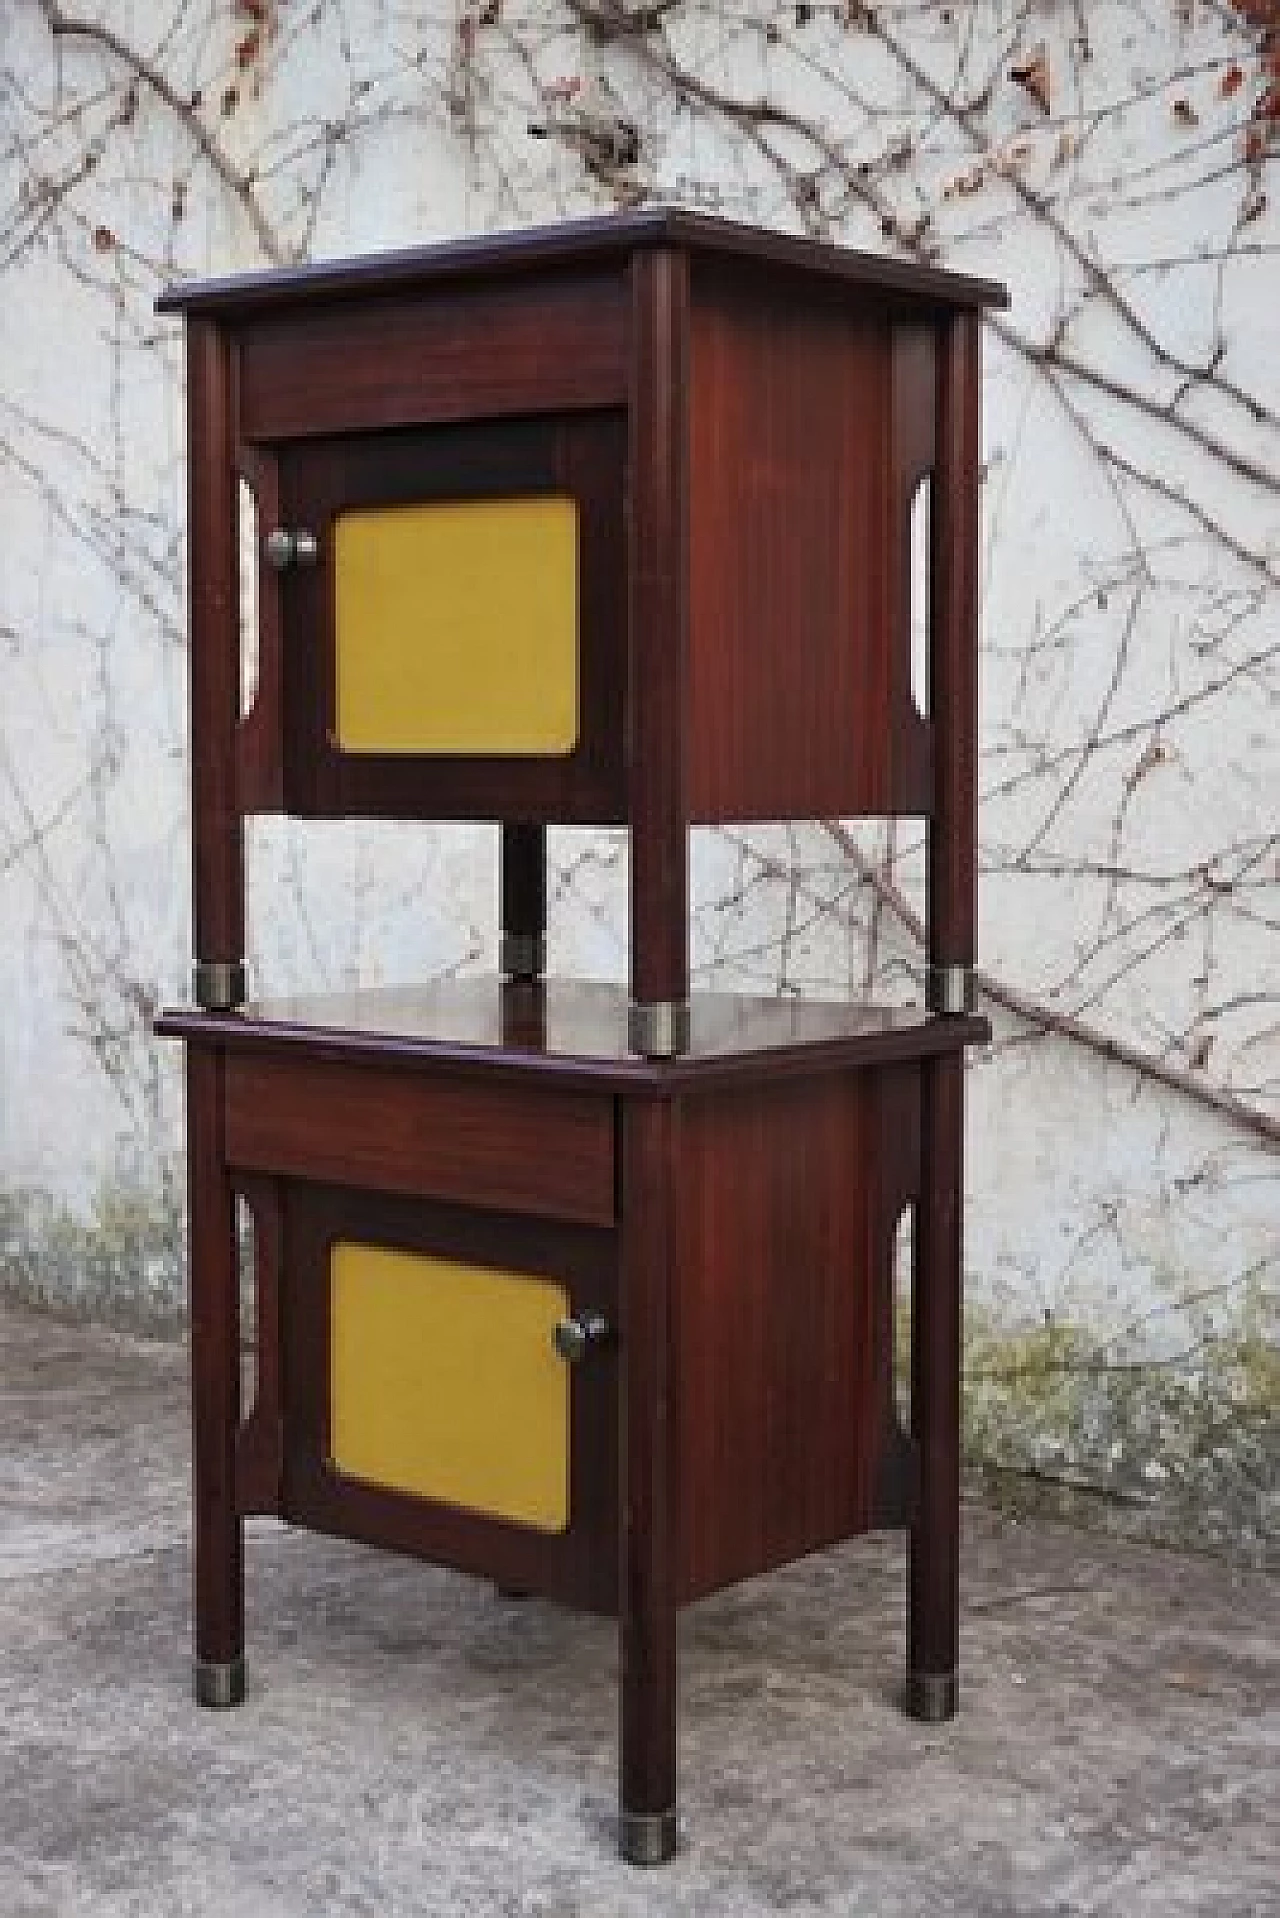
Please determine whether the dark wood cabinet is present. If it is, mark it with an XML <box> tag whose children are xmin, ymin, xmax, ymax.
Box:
<box><xmin>156</xmin><ymin>210</ymin><xmax>1005</xmax><ymax>1865</ymax></box>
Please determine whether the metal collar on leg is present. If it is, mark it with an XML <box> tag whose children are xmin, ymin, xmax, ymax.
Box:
<box><xmin>927</xmin><ymin>963</ymin><xmax>976</xmax><ymax>1017</ymax></box>
<box><xmin>627</xmin><ymin>998</ymin><xmax>691</xmax><ymax>1058</ymax></box>
<box><xmin>192</xmin><ymin>960</ymin><xmax>248</xmax><ymax>1011</ymax></box>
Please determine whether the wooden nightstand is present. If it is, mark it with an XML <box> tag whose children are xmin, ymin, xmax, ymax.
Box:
<box><xmin>156</xmin><ymin>210</ymin><xmax>1005</xmax><ymax>1864</ymax></box>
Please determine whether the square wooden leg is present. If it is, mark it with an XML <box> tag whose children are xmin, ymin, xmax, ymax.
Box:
<box><xmin>907</xmin><ymin>1052</ymin><xmax>963</xmax><ymax>1721</ymax></box>
<box><xmin>188</xmin><ymin>1049</ymin><xmax>245</xmax><ymax>1707</ymax></box>
<box><xmin>618</xmin><ymin>1097</ymin><xmax>678</xmax><ymax>1864</ymax></box>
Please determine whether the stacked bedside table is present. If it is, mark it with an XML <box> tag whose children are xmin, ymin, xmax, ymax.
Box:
<box><xmin>155</xmin><ymin>210</ymin><xmax>1006</xmax><ymax>1865</ymax></box>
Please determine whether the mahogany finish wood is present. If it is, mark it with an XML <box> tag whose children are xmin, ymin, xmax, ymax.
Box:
<box><xmin>175</xmin><ymin>1002</ymin><xmax>971</xmax><ymax>1621</ymax></box>
<box><xmin>187</xmin><ymin>319</ymin><xmax>243</xmax><ymax>966</ymax></box>
<box><xmin>909</xmin><ymin>1053</ymin><xmax>964</xmax><ymax>1699</ymax></box>
<box><xmin>270</xmin><ymin>412</ymin><xmax>628</xmax><ymax>822</ymax></box>
<box><xmin>872</xmin><ymin>1065</ymin><xmax>926</xmax><ymax>1529</ymax></box>
<box><xmin>618</xmin><ymin>1095</ymin><xmax>678</xmax><ymax>1835</ymax></box>
<box><xmin>187</xmin><ymin>1047</ymin><xmax>243</xmax><ymax>1670</ymax></box>
<box><xmin>157</xmin><ymin>207</ymin><xmax>1006</xmax><ymax>322</ymax></box>
<box><xmin>281</xmin><ymin>1187</ymin><xmax>619</xmax><ymax>1614</ymax></box>
<box><xmin>233</xmin><ymin>1174</ymin><xmax>285</xmax><ymax>1517</ymax></box>
<box><xmin>222</xmin><ymin>1049</ymin><xmax>617</xmax><ymax>1227</ymax></box>
<box><xmin>674</xmin><ymin>1072</ymin><xmax>908</xmax><ymax>1601</ymax></box>
<box><xmin>235</xmin><ymin>272</ymin><xmax>627</xmax><ymax>443</ymax></box>
<box><xmin>890</xmin><ymin>320</ymin><xmax>937</xmax><ymax>800</ymax></box>
<box><xmin>160</xmin><ymin>212</ymin><xmax>1002</xmax><ymax>1861</ymax></box>
<box><xmin>628</xmin><ymin>248</ymin><xmax>690</xmax><ymax>1014</ymax></box>
<box><xmin>158</xmin><ymin>981</ymin><xmax>987</xmax><ymax>1093</ymax></box>
<box><xmin>686</xmin><ymin>264</ymin><xmax>930</xmax><ymax>822</ymax></box>
<box><xmin>930</xmin><ymin>312</ymin><xmax>981</xmax><ymax>970</ymax></box>
<box><xmin>235</xmin><ymin>441</ymin><xmax>286</xmax><ymax>814</ymax></box>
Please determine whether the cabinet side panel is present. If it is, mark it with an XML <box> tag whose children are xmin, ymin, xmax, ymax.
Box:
<box><xmin>687</xmin><ymin>268</ymin><xmax>928</xmax><ymax>821</ymax></box>
<box><xmin>675</xmin><ymin>1074</ymin><xmax>894</xmax><ymax>1600</ymax></box>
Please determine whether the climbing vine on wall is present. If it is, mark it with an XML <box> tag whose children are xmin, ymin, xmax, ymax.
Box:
<box><xmin>1</xmin><ymin>2</ymin><xmax>1276</xmax><ymax>1544</ymax></box>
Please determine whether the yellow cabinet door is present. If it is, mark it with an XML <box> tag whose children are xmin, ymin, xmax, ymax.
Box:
<box><xmin>328</xmin><ymin>1240</ymin><xmax>570</xmax><ymax>1533</ymax></box>
<box><xmin>333</xmin><ymin>496</ymin><xmax>579</xmax><ymax>756</ymax></box>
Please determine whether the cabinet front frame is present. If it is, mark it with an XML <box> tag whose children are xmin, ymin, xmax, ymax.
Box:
<box><xmin>280</xmin><ymin>1181</ymin><xmax>620</xmax><ymax>1613</ymax></box>
<box><xmin>255</xmin><ymin>410</ymin><xmax>629</xmax><ymax>821</ymax></box>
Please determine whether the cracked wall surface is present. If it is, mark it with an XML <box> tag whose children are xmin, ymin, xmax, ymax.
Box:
<box><xmin>1</xmin><ymin>1</ymin><xmax>1276</xmax><ymax>1559</ymax></box>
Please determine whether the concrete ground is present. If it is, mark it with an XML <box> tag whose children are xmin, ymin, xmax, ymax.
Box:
<box><xmin>0</xmin><ymin>1301</ymin><xmax>1275</xmax><ymax>1918</ymax></box>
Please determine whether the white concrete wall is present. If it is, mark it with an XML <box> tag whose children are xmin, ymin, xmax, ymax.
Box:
<box><xmin>1</xmin><ymin>1</ymin><xmax>1276</xmax><ymax>1555</ymax></box>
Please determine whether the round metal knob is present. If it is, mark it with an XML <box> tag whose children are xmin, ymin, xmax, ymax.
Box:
<box><xmin>552</xmin><ymin>1312</ymin><xmax>610</xmax><ymax>1364</ymax></box>
<box><xmin>263</xmin><ymin>526</ymin><xmax>319</xmax><ymax>571</ymax></box>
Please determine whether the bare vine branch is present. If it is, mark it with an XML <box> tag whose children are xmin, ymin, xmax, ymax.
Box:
<box><xmin>822</xmin><ymin>823</ymin><xmax>1280</xmax><ymax>1153</ymax></box>
<box><xmin>36</xmin><ymin>0</ymin><xmax>287</xmax><ymax>267</ymax></box>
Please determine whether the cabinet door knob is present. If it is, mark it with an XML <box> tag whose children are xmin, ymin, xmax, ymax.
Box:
<box><xmin>263</xmin><ymin>526</ymin><xmax>319</xmax><ymax>571</ymax></box>
<box><xmin>552</xmin><ymin>1312</ymin><xmax>611</xmax><ymax>1364</ymax></box>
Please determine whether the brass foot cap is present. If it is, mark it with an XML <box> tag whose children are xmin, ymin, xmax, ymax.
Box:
<box><xmin>194</xmin><ymin>1655</ymin><xmax>246</xmax><ymax>1709</ymax></box>
<box><xmin>619</xmin><ymin>1807</ymin><xmax>678</xmax><ymax>1867</ymax></box>
<box><xmin>906</xmin><ymin>1669</ymin><xmax>957</xmax><ymax>1722</ymax></box>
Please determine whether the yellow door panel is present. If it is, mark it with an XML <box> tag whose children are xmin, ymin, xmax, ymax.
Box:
<box><xmin>333</xmin><ymin>496</ymin><xmax>579</xmax><ymax>755</ymax></box>
<box><xmin>329</xmin><ymin>1241</ymin><xmax>570</xmax><ymax>1533</ymax></box>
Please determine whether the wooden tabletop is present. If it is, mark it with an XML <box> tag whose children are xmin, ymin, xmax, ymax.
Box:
<box><xmin>156</xmin><ymin>207</ymin><xmax>1008</xmax><ymax>319</ymax></box>
<box><xmin>157</xmin><ymin>979</ymin><xmax>988</xmax><ymax>1092</ymax></box>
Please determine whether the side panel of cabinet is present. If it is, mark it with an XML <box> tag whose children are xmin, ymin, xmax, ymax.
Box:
<box><xmin>673</xmin><ymin>1066</ymin><xmax>920</xmax><ymax>1602</ymax></box>
<box><xmin>685</xmin><ymin>263</ymin><xmax>933</xmax><ymax>822</ymax></box>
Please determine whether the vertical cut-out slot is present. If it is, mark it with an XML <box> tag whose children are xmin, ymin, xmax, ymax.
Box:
<box><xmin>893</xmin><ymin>1203</ymin><xmax>914</xmax><ymax>1431</ymax></box>
<box><xmin>909</xmin><ymin>474</ymin><xmax>932</xmax><ymax>719</ymax></box>
<box><xmin>235</xmin><ymin>1192</ymin><xmax>257</xmax><ymax>1424</ymax></box>
<box><xmin>238</xmin><ymin>476</ymin><xmax>259</xmax><ymax>719</ymax></box>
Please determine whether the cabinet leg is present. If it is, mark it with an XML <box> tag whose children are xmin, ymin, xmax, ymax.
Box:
<box><xmin>188</xmin><ymin>1050</ymin><xmax>245</xmax><ymax>1708</ymax></box>
<box><xmin>907</xmin><ymin>1053</ymin><xmax>963</xmax><ymax>1722</ymax></box>
<box><xmin>619</xmin><ymin>1578</ymin><xmax>677</xmax><ymax>1865</ymax></box>
<box><xmin>618</xmin><ymin>1098</ymin><xmax>678</xmax><ymax>1865</ymax></box>
<box><xmin>500</xmin><ymin>822</ymin><xmax>546</xmax><ymax>981</ymax></box>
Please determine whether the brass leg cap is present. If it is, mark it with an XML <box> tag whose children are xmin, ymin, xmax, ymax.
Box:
<box><xmin>619</xmin><ymin>1808</ymin><xmax>678</xmax><ymax>1867</ymax></box>
<box><xmin>194</xmin><ymin>1655</ymin><xmax>246</xmax><ymax>1709</ymax></box>
<box><xmin>906</xmin><ymin>1669</ymin><xmax>957</xmax><ymax>1722</ymax></box>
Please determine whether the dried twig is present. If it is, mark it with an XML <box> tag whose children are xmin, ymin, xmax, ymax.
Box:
<box><xmin>37</xmin><ymin>0</ymin><xmax>287</xmax><ymax>266</ymax></box>
<box><xmin>823</xmin><ymin>823</ymin><xmax>1280</xmax><ymax>1153</ymax></box>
